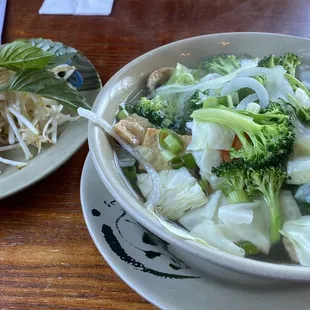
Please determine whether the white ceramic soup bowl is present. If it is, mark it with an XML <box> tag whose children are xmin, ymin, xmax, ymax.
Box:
<box><xmin>88</xmin><ymin>32</ymin><xmax>310</xmax><ymax>282</ymax></box>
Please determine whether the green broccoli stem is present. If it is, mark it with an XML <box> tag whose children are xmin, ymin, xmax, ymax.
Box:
<box><xmin>227</xmin><ymin>190</ymin><xmax>249</xmax><ymax>203</ymax></box>
<box><xmin>191</xmin><ymin>108</ymin><xmax>262</xmax><ymax>133</ymax></box>
<box><xmin>264</xmin><ymin>192</ymin><xmax>281</xmax><ymax>244</ymax></box>
<box><xmin>285</xmin><ymin>73</ymin><xmax>310</xmax><ymax>97</ymax></box>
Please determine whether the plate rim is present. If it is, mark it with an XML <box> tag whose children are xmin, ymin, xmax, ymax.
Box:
<box><xmin>80</xmin><ymin>153</ymin><xmax>174</xmax><ymax>310</ymax></box>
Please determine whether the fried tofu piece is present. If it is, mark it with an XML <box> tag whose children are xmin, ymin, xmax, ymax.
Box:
<box><xmin>113</xmin><ymin>114</ymin><xmax>153</xmax><ymax>146</ymax></box>
<box><xmin>139</xmin><ymin>128</ymin><xmax>191</xmax><ymax>171</ymax></box>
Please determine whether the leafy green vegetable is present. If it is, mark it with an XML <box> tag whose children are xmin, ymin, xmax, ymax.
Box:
<box><xmin>280</xmin><ymin>216</ymin><xmax>310</xmax><ymax>266</ymax></box>
<box><xmin>3</xmin><ymin>69</ymin><xmax>89</xmax><ymax>109</ymax></box>
<box><xmin>19</xmin><ymin>38</ymin><xmax>77</xmax><ymax>68</ymax></box>
<box><xmin>247</xmin><ymin>165</ymin><xmax>288</xmax><ymax>244</ymax></box>
<box><xmin>0</xmin><ymin>41</ymin><xmax>54</xmax><ymax>70</ymax></box>
<box><xmin>137</xmin><ymin>167</ymin><xmax>208</xmax><ymax>221</ymax></box>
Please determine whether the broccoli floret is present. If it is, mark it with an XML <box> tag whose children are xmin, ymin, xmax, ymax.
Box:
<box><xmin>258</xmin><ymin>52</ymin><xmax>301</xmax><ymax>77</ymax></box>
<box><xmin>191</xmin><ymin>105</ymin><xmax>295</xmax><ymax>167</ymax></box>
<box><xmin>242</xmin><ymin>102</ymin><xmax>293</xmax><ymax>125</ymax></box>
<box><xmin>282</xmin><ymin>52</ymin><xmax>301</xmax><ymax>77</ymax></box>
<box><xmin>129</xmin><ymin>95</ymin><xmax>186</xmax><ymax>134</ymax></box>
<box><xmin>134</xmin><ymin>95</ymin><xmax>168</xmax><ymax>127</ymax></box>
<box><xmin>258</xmin><ymin>54</ymin><xmax>282</xmax><ymax>69</ymax></box>
<box><xmin>186</xmin><ymin>90</ymin><xmax>206</xmax><ymax>114</ymax></box>
<box><xmin>201</xmin><ymin>54</ymin><xmax>241</xmax><ymax>76</ymax></box>
<box><xmin>247</xmin><ymin>165</ymin><xmax>288</xmax><ymax>244</ymax></box>
<box><xmin>211</xmin><ymin>161</ymin><xmax>252</xmax><ymax>203</ymax></box>
<box><xmin>166</xmin><ymin>63</ymin><xmax>196</xmax><ymax>85</ymax></box>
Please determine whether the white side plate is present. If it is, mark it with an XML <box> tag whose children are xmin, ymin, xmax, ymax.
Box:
<box><xmin>0</xmin><ymin>50</ymin><xmax>101</xmax><ymax>199</ymax></box>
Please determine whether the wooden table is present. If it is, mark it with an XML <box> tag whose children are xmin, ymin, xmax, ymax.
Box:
<box><xmin>1</xmin><ymin>0</ymin><xmax>310</xmax><ymax>308</ymax></box>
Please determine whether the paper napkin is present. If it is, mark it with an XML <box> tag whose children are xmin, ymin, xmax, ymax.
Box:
<box><xmin>0</xmin><ymin>0</ymin><xmax>7</xmax><ymax>44</ymax></box>
<box><xmin>39</xmin><ymin>0</ymin><xmax>114</xmax><ymax>16</ymax></box>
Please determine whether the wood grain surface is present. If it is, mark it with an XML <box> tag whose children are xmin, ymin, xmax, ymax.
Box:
<box><xmin>1</xmin><ymin>0</ymin><xmax>310</xmax><ymax>309</ymax></box>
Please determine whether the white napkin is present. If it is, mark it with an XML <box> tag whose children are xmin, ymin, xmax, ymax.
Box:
<box><xmin>39</xmin><ymin>0</ymin><xmax>114</xmax><ymax>16</ymax></box>
<box><xmin>0</xmin><ymin>0</ymin><xmax>7</xmax><ymax>44</ymax></box>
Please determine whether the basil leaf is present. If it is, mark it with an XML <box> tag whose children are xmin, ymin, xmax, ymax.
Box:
<box><xmin>21</xmin><ymin>38</ymin><xmax>78</xmax><ymax>68</ymax></box>
<box><xmin>5</xmin><ymin>69</ymin><xmax>90</xmax><ymax>109</ymax></box>
<box><xmin>0</xmin><ymin>42</ymin><xmax>54</xmax><ymax>70</ymax></box>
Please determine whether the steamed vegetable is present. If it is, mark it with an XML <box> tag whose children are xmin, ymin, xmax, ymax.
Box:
<box><xmin>211</xmin><ymin>161</ymin><xmax>251</xmax><ymax>203</ymax></box>
<box><xmin>258</xmin><ymin>52</ymin><xmax>301</xmax><ymax>77</ymax></box>
<box><xmin>287</xmin><ymin>156</ymin><xmax>310</xmax><ymax>185</ymax></box>
<box><xmin>200</xmin><ymin>54</ymin><xmax>241</xmax><ymax>76</ymax></box>
<box><xmin>137</xmin><ymin>167</ymin><xmax>208</xmax><ymax>220</ymax></box>
<box><xmin>280</xmin><ymin>216</ymin><xmax>310</xmax><ymax>266</ymax></box>
<box><xmin>188</xmin><ymin>119</ymin><xmax>234</xmax><ymax>151</ymax></box>
<box><xmin>287</xmin><ymin>88</ymin><xmax>310</xmax><ymax>124</ymax></box>
<box><xmin>191</xmin><ymin>104</ymin><xmax>295</xmax><ymax>166</ymax></box>
<box><xmin>247</xmin><ymin>165</ymin><xmax>287</xmax><ymax>244</ymax></box>
<box><xmin>219</xmin><ymin>201</ymin><xmax>271</xmax><ymax>254</ymax></box>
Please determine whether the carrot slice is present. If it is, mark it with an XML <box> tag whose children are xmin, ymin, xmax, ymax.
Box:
<box><xmin>232</xmin><ymin>135</ymin><xmax>243</xmax><ymax>150</ymax></box>
<box><xmin>220</xmin><ymin>150</ymin><xmax>232</xmax><ymax>162</ymax></box>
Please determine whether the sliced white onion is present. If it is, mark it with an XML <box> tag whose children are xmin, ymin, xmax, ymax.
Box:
<box><xmin>186</xmin><ymin>121</ymin><xmax>193</xmax><ymax>130</ymax></box>
<box><xmin>200</xmin><ymin>73</ymin><xmax>221</xmax><ymax>82</ymax></box>
<box><xmin>236</xmin><ymin>94</ymin><xmax>258</xmax><ymax>110</ymax></box>
<box><xmin>156</xmin><ymin>59</ymin><xmax>259</xmax><ymax>96</ymax></box>
<box><xmin>237</xmin><ymin>67</ymin><xmax>274</xmax><ymax>78</ymax></box>
<box><xmin>221</xmin><ymin>77</ymin><xmax>269</xmax><ymax>108</ymax></box>
<box><xmin>77</xmin><ymin>107</ymin><xmax>163</xmax><ymax>208</ymax></box>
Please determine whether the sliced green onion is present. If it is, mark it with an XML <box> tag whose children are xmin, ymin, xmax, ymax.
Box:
<box><xmin>169</xmin><ymin>153</ymin><xmax>197</xmax><ymax>170</ymax></box>
<box><xmin>169</xmin><ymin>156</ymin><xmax>184</xmax><ymax>169</ymax></box>
<box><xmin>116</xmin><ymin>108</ymin><xmax>130</xmax><ymax>120</ymax></box>
<box><xmin>122</xmin><ymin>165</ymin><xmax>137</xmax><ymax>183</ymax></box>
<box><xmin>237</xmin><ymin>241</ymin><xmax>260</xmax><ymax>256</ymax></box>
<box><xmin>159</xmin><ymin>128</ymin><xmax>184</xmax><ymax>154</ymax></box>
<box><xmin>226</xmin><ymin>95</ymin><xmax>234</xmax><ymax>107</ymax></box>
<box><xmin>180</xmin><ymin>153</ymin><xmax>197</xmax><ymax>169</ymax></box>
<box><xmin>160</xmin><ymin>149</ymin><xmax>176</xmax><ymax>161</ymax></box>
<box><xmin>218</xmin><ymin>95</ymin><xmax>234</xmax><ymax>107</ymax></box>
<box><xmin>164</xmin><ymin>134</ymin><xmax>184</xmax><ymax>154</ymax></box>
<box><xmin>198</xmin><ymin>179</ymin><xmax>209</xmax><ymax>195</ymax></box>
<box><xmin>203</xmin><ymin>97</ymin><xmax>218</xmax><ymax>108</ymax></box>
<box><xmin>230</xmin><ymin>91</ymin><xmax>239</xmax><ymax>106</ymax></box>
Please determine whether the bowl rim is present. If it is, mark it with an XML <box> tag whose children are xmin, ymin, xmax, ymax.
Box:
<box><xmin>88</xmin><ymin>32</ymin><xmax>310</xmax><ymax>281</ymax></box>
